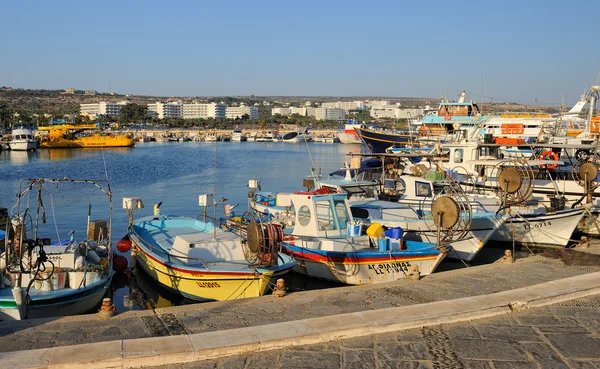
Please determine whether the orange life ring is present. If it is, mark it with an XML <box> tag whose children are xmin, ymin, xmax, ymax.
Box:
<box><xmin>539</xmin><ymin>151</ymin><xmax>559</xmax><ymax>170</ymax></box>
<box><xmin>444</xmin><ymin>114</ymin><xmax>452</xmax><ymax>121</ymax></box>
<box><xmin>109</xmin><ymin>133</ymin><xmax>115</xmax><ymax>138</ymax></box>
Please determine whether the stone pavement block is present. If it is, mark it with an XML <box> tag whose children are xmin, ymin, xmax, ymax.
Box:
<box><xmin>521</xmin><ymin>342</ymin><xmax>569</xmax><ymax>368</ymax></box>
<box><xmin>188</xmin><ymin>327</ymin><xmax>260</xmax><ymax>358</ymax></box>
<box><xmin>388</xmin><ymin>329</ymin><xmax>424</xmax><ymax>342</ymax></box>
<box><xmin>491</xmin><ymin>360</ymin><xmax>538</xmax><ymax>369</ymax></box>
<box><xmin>243</xmin><ymin>350</ymin><xmax>280</xmax><ymax>368</ymax></box>
<box><xmin>46</xmin><ymin>340</ymin><xmax>122</xmax><ymax>368</ymax></box>
<box><xmin>536</xmin><ymin>325</ymin><xmax>591</xmax><ymax>334</ymax></box>
<box><xmin>339</xmin><ymin>335</ymin><xmax>375</xmax><ymax>349</ymax></box>
<box><xmin>451</xmin><ymin>338</ymin><xmax>528</xmax><ymax>360</ymax></box>
<box><xmin>379</xmin><ymin>360</ymin><xmax>433</xmax><ymax>369</ymax></box>
<box><xmin>249</xmin><ymin>321</ymin><xmax>319</xmax><ymax>349</ymax></box>
<box><xmin>569</xmin><ymin>360</ymin><xmax>600</xmax><ymax>368</ymax></box>
<box><xmin>546</xmin><ymin>334</ymin><xmax>600</xmax><ymax>358</ymax></box>
<box><xmin>279</xmin><ymin>350</ymin><xmax>340</xmax><ymax>369</ymax></box>
<box><xmin>517</xmin><ymin>315</ymin><xmax>580</xmax><ymax>327</ymax></box>
<box><xmin>376</xmin><ymin>341</ymin><xmax>430</xmax><ymax>361</ymax></box>
<box><xmin>342</xmin><ymin>349</ymin><xmax>376</xmax><ymax>369</ymax></box>
<box><xmin>549</xmin><ymin>306</ymin><xmax>600</xmax><ymax>318</ymax></box>
<box><xmin>123</xmin><ymin>335</ymin><xmax>192</xmax><ymax>359</ymax></box>
<box><xmin>0</xmin><ymin>348</ymin><xmax>51</xmax><ymax>369</ymax></box>
<box><xmin>460</xmin><ymin>359</ymin><xmax>492</xmax><ymax>369</ymax></box>
<box><xmin>444</xmin><ymin>325</ymin><xmax>481</xmax><ymax>340</ymax></box>
<box><xmin>474</xmin><ymin>324</ymin><xmax>544</xmax><ymax>342</ymax></box>
<box><xmin>214</xmin><ymin>355</ymin><xmax>248</xmax><ymax>369</ymax></box>
<box><xmin>305</xmin><ymin>312</ymin><xmax>373</xmax><ymax>340</ymax></box>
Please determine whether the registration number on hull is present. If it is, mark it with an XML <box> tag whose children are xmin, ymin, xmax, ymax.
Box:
<box><xmin>368</xmin><ymin>262</ymin><xmax>411</xmax><ymax>274</ymax></box>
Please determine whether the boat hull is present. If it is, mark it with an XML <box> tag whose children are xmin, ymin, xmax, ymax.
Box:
<box><xmin>491</xmin><ymin>208</ymin><xmax>585</xmax><ymax>246</ymax></box>
<box><xmin>337</xmin><ymin>131</ymin><xmax>362</xmax><ymax>144</ymax></box>
<box><xmin>355</xmin><ymin>128</ymin><xmax>412</xmax><ymax>153</ymax></box>
<box><xmin>372</xmin><ymin>215</ymin><xmax>507</xmax><ymax>262</ymax></box>
<box><xmin>41</xmin><ymin>135</ymin><xmax>136</xmax><ymax>148</ymax></box>
<box><xmin>8</xmin><ymin>140</ymin><xmax>37</xmax><ymax>151</ymax></box>
<box><xmin>0</xmin><ymin>278</ymin><xmax>111</xmax><ymax>320</ymax></box>
<box><xmin>131</xmin><ymin>238</ymin><xmax>292</xmax><ymax>301</ymax></box>
<box><xmin>282</xmin><ymin>241</ymin><xmax>446</xmax><ymax>285</ymax></box>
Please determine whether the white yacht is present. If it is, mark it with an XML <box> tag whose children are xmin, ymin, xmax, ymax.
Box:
<box><xmin>8</xmin><ymin>127</ymin><xmax>37</xmax><ymax>151</ymax></box>
<box><xmin>231</xmin><ymin>129</ymin><xmax>247</xmax><ymax>142</ymax></box>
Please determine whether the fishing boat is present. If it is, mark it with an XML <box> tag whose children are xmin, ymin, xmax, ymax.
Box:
<box><xmin>124</xmin><ymin>196</ymin><xmax>296</xmax><ymax>301</ymax></box>
<box><xmin>337</xmin><ymin>120</ymin><xmax>363</xmax><ymax>144</ymax></box>
<box><xmin>255</xmin><ymin>130</ymin><xmax>277</xmax><ymax>142</ymax></box>
<box><xmin>232</xmin><ymin>129</ymin><xmax>247</xmax><ymax>142</ymax></box>
<box><xmin>204</xmin><ymin>132</ymin><xmax>219</xmax><ymax>142</ymax></box>
<box><xmin>38</xmin><ymin>123</ymin><xmax>135</xmax><ymax>148</ymax></box>
<box><xmin>282</xmin><ymin>128</ymin><xmax>312</xmax><ymax>143</ymax></box>
<box><xmin>276</xmin><ymin>191</ymin><xmax>449</xmax><ymax>284</ymax></box>
<box><xmin>0</xmin><ymin>178</ymin><xmax>114</xmax><ymax>320</ymax></box>
<box><xmin>8</xmin><ymin>126</ymin><xmax>37</xmax><ymax>151</ymax></box>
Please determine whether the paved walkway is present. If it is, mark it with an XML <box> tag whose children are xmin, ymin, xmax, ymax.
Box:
<box><xmin>154</xmin><ymin>294</ymin><xmax>600</xmax><ymax>369</ymax></box>
<box><xmin>1</xmin><ymin>251</ymin><xmax>599</xmax><ymax>353</ymax></box>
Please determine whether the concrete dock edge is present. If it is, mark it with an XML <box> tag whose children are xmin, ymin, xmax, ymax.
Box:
<box><xmin>2</xmin><ymin>271</ymin><xmax>600</xmax><ymax>369</ymax></box>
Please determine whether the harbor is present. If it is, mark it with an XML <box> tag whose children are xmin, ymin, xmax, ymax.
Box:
<box><xmin>2</xmin><ymin>1</ymin><xmax>600</xmax><ymax>366</ymax></box>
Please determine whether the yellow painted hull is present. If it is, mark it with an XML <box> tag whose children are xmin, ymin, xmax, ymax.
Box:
<box><xmin>41</xmin><ymin>134</ymin><xmax>136</xmax><ymax>148</ymax></box>
<box><xmin>133</xmin><ymin>241</ymin><xmax>280</xmax><ymax>301</ymax></box>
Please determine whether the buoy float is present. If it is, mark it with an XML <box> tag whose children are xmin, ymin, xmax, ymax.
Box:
<box><xmin>116</xmin><ymin>235</ymin><xmax>132</xmax><ymax>253</ymax></box>
<box><xmin>539</xmin><ymin>151</ymin><xmax>559</xmax><ymax>170</ymax></box>
<box><xmin>113</xmin><ymin>255</ymin><xmax>128</xmax><ymax>272</ymax></box>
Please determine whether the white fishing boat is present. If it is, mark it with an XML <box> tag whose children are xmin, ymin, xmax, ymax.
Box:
<box><xmin>337</xmin><ymin>120</ymin><xmax>363</xmax><ymax>144</ymax></box>
<box><xmin>282</xmin><ymin>128</ymin><xmax>312</xmax><ymax>143</ymax></box>
<box><xmin>0</xmin><ymin>178</ymin><xmax>114</xmax><ymax>320</ymax></box>
<box><xmin>276</xmin><ymin>191</ymin><xmax>450</xmax><ymax>284</ymax></box>
<box><xmin>231</xmin><ymin>129</ymin><xmax>247</xmax><ymax>142</ymax></box>
<box><xmin>8</xmin><ymin>127</ymin><xmax>37</xmax><ymax>151</ymax></box>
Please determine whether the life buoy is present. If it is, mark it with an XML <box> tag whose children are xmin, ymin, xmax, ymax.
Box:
<box><xmin>444</xmin><ymin>114</ymin><xmax>452</xmax><ymax>121</ymax></box>
<box><xmin>539</xmin><ymin>151</ymin><xmax>559</xmax><ymax>170</ymax></box>
<box><xmin>109</xmin><ymin>133</ymin><xmax>115</xmax><ymax>138</ymax></box>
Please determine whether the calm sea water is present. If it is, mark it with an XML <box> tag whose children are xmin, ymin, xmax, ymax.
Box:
<box><xmin>0</xmin><ymin>142</ymin><xmax>520</xmax><ymax>312</ymax></box>
<box><xmin>0</xmin><ymin>142</ymin><xmax>365</xmax><ymax>311</ymax></box>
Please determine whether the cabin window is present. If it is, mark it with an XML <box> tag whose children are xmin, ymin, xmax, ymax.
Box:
<box><xmin>334</xmin><ymin>200</ymin><xmax>349</xmax><ymax>229</ymax></box>
<box><xmin>297</xmin><ymin>205</ymin><xmax>311</xmax><ymax>226</ymax></box>
<box><xmin>315</xmin><ymin>200</ymin><xmax>336</xmax><ymax>230</ymax></box>
<box><xmin>454</xmin><ymin>149</ymin><xmax>464</xmax><ymax>163</ymax></box>
<box><xmin>415</xmin><ymin>181</ymin><xmax>432</xmax><ymax>197</ymax></box>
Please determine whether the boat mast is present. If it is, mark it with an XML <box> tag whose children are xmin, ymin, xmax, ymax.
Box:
<box><xmin>585</xmin><ymin>86</ymin><xmax>599</xmax><ymax>134</ymax></box>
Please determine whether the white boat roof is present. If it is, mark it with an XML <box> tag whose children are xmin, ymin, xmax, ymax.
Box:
<box><xmin>350</xmin><ymin>200</ymin><xmax>412</xmax><ymax>210</ymax></box>
<box><xmin>466</xmin><ymin>159</ymin><xmax>564</xmax><ymax>166</ymax></box>
<box><xmin>320</xmin><ymin>179</ymin><xmax>378</xmax><ymax>187</ymax></box>
<box><xmin>478</xmin><ymin>143</ymin><xmax>598</xmax><ymax>150</ymax></box>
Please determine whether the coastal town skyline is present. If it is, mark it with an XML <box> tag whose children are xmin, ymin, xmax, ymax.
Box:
<box><xmin>2</xmin><ymin>1</ymin><xmax>600</xmax><ymax>105</ymax></box>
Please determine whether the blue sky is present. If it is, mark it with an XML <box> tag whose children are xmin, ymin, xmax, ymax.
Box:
<box><xmin>2</xmin><ymin>0</ymin><xmax>599</xmax><ymax>105</ymax></box>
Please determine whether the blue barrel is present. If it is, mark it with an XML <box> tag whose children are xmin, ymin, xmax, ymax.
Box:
<box><xmin>384</xmin><ymin>227</ymin><xmax>403</xmax><ymax>240</ymax></box>
<box><xmin>377</xmin><ymin>238</ymin><xmax>389</xmax><ymax>252</ymax></box>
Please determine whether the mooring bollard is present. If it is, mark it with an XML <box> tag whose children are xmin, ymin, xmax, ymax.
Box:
<box><xmin>273</xmin><ymin>278</ymin><xmax>286</xmax><ymax>297</ymax></box>
<box><xmin>98</xmin><ymin>297</ymin><xmax>116</xmax><ymax>319</ymax></box>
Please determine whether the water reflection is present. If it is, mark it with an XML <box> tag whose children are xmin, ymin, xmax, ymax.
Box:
<box><xmin>7</xmin><ymin>150</ymin><xmax>35</xmax><ymax>165</ymax></box>
<box><xmin>38</xmin><ymin>147</ymin><xmax>135</xmax><ymax>161</ymax></box>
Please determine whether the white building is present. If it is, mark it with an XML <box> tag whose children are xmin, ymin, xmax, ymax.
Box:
<box><xmin>182</xmin><ymin>103</ymin><xmax>226</xmax><ymax>119</ymax></box>
<box><xmin>147</xmin><ymin>101</ymin><xmax>183</xmax><ymax>119</ymax></box>
<box><xmin>271</xmin><ymin>107</ymin><xmax>307</xmax><ymax>117</ymax></box>
<box><xmin>315</xmin><ymin>108</ymin><xmax>346</xmax><ymax>121</ymax></box>
<box><xmin>272</xmin><ymin>107</ymin><xmax>291</xmax><ymax>116</ymax></box>
<box><xmin>321</xmin><ymin>101</ymin><xmax>366</xmax><ymax>111</ymax></box>
<box><xmin>370</xmin><ymin>107</ymin><xmax>424</xmax><ymax>120</ymax></box>
<box><xmin>80</xmin><ymin>101</ymin><xmax>128</xmax><ymax>118</ymax></box>
<box><xmin>226</xmin><ymin>105</ymin><xmax>258</xmax><ymax>120</ymax></box>
<box><xmin>365</xmin><ymin>100</ymin><xmax>398</xmax><ymax>110</ymax></box>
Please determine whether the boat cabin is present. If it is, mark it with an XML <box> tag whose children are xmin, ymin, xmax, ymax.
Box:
<box><xmin>289</xmin><ymin>193</ymin><xmax>353</xmax><ymax>238</ymax></box>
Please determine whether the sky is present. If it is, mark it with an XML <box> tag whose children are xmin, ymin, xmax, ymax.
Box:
<box><xmin>1</xmin><ymin>0</ymin><xmax>599</xmax><ymax>106</ymax></box>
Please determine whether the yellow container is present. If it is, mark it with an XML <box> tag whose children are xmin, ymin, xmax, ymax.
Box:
<box><xmin>366</xmin><ymin>223</ymin><xmax>385</xmax><ymax>238</ymax></box>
